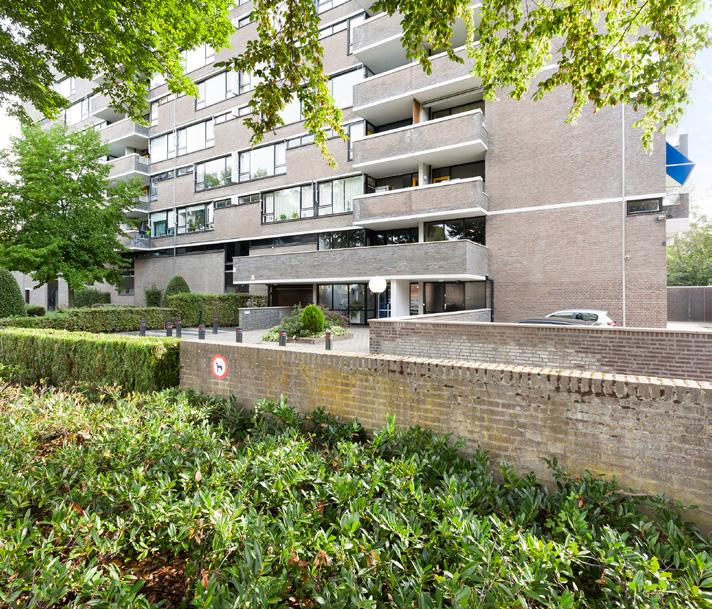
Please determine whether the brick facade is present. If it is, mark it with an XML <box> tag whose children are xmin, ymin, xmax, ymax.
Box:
<box><xmin>369</xmin><ymin>319</ymin><xmax>712</xmax><ymax>382</ymax></box>
<box><xmin>180</xmin><ymin>341</ymin><xmax>712</xmax><ymax>530</ymax></box>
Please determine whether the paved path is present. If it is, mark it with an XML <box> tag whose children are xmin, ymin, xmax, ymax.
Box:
<box><xmin>129</xmin><ymin>326</ymin><xmax>371</xmax><ymax>353</ymax></box>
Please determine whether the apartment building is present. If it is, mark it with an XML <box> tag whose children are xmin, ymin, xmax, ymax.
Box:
<box><xmin>20</xmin><ymin>0</ymin><xmax>687</xmax><ymax>326</ymax></box>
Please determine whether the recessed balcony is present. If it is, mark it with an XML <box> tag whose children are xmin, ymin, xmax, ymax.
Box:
<box><xmin>119</xmin><ymin>230</ymin><xmax>150</xmax><ymax>250</ymax></box>
<box><xmin>233</xmin><ymin>239</ymin><xmax>488</xmax><ymax>284</ymax></box>
<box><xmin>98</xmin><ymin>119</ymin><xmax>149</xmax><ymax>158</ymax></box>
<box><xmin>353</xmin><ymin>47</ymin><xmax>477</xmax><ymax>124</ymax></box>
<box><xmin>352</xmin><ymin>110</ymin><xmax>487</xmax><ymax>177</ymax></box>
<box><xmin>353</xmin><ymin>177</ymin><xmax>488</xmax><ymax>229</ymax></box>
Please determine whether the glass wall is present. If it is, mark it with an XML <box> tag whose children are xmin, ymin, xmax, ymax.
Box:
<box><xmin>423</xmin><ymin>281</ymin><xmax>486</xmax><ymax>314</ymax></box>
<box><xmin>318</xmin><ymin>283</ymin><xmax>376</xmax><ymax>324</ymax></box>
<box><xmin>424</xmin><ymin>217</ymin><xmax>485</xmax><ymax>245</ymax></box>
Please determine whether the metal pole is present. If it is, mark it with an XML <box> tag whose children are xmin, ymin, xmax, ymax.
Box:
<box><xmin>235</xmin><ymin>327</ymin><xmax>243</xmax><ymax>343</ymax></box>
<box><xmin>175</xmin><ymin>319</ymin><xmax>182</xmax><ymax>338</ymax></box>
<box><xmin>212</xmin><ymin>316</ymin><xmax>219</xmax><ymax>334</ymax></box>
<box><xmin>279</xmin><ymin>330</ymin><xmax>287</xmax><ymax>347</ymax></box>
<box><xmin>165</xmin><ymin>321</ymin><xmax>173</xmax><ymax>337</ymax></box>
<box><xmin>198</xmin><ymin>323</ymin><xmax>205</xmax><ymax>340</ymax></box>
<box><xmin>325</xmin><ymin>330</ymin><xmax>332</xmax><ymax>350</ymax></box>
<box><xmin>139</xmin><ymin>319</ymin><xmax>146</xmax><ymax>336</ymax></box>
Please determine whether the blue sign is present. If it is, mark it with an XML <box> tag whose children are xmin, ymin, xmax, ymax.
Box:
<box><xmin>666</xmin><ymin>142</ymin><xmax>695</xmax><ymax>185</ymax></box>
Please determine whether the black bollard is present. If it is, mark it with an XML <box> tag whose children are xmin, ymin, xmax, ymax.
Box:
<box><xmin>235</xmin><ymin>327</ymin><xmax>243</xmax><ymax>343</ymax></box>
<box><xmin>325</xmin><ymin>330</ymin><xmax>332</xmax><ymax>351</ymax></box>
<box><xmin>139</xmin><ymin>319</ymin><xmax>146</xmax><ymax>336</ymax></box>
<box><xmin>175</xmin><ymin>319</ymin><xmax>182</xmax><ymax>338</ymax></box>
<box><xmin>212</xmin><ymin>316</ymin><xmax>219</xmax><ymax>334</ymax></box>
<box><xmin>165</xmin><ymin>321</ymin><xmax>173</xmax><ymax>337</ymax></box>
<box><xmin>198</xmin><ymin>323</ymin><xmax>205</xmax><ymax>340</ymax></box>
<box><xmin>278</xmin><ymin>330</ymin><xmax>287</xmax><ymax>347</ymax></box>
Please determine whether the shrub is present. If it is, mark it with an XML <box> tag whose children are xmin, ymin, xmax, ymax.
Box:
<box><xmin>162</xmin><ymin>275</ymin><xmax>190</xmax><ymax>306</ymax></box>
<box><xmin>262</xmin><ymin>304</ymin><xmax>346</xmax><ymax>341</ymax></box>
<box><xmin>301</xmin><ymin>303</ymin><xmax>325</xmax><ymax>334</ymax></box>
<box><xmin>74</xmin><ymin>287</ymin><xmax>110</xmax><ymax>308</ymax></box>
<box><xmin>0</xmin><ymin>328</ymin><xmax>179</xmax><ymax>390</ymax></box>
<box><xmin>0</xmin><ymin>268</ymin><xmax>26</xmax><ymax>318</ymax></box>
<box><xmin>0</xmin><ymin>306</ymin><xmax>176</xmax><ymax>332</ymax></box>
<box><xmin>167</xmin><ymin>292</ymin><xmax>265</xmax><ymax>326</ymax></box>
<box><xmin>25</xmin><ymin>304</ymin><xmax>45</xmax><ymax>317</ymax></box>
<box><xmin>145</xmin><ymin>285</ymin><xmax>162</xmax><ymax>307</ymax></box>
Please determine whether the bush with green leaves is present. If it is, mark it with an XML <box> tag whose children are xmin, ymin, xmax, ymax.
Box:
<box><xmin>161</xmin><ymin>275</ymin><xmax>190</xmax><ymax>307</ymax></box>
<box><xmin>0</xmin><ymin>328</ymin><xmax>179</xmax><ymax>390</ymax></box>
<box><xmin>167</xmin><ymin>292</ymin><xmax>265</xmax><ymax>326</ymax></box>
<box><xmin>301</xmin><ymin>303</ymin><xmax>326</xmax><ymax>334</ymax></box>
<box><xmin>145</xmin><ymin>285</ymin><xmax>162</xmax><ymax>307</ymax></box>
<box><xmin>74</xmin><ymin>287</ymin><xmax>110</xmax><ymax>308</ymax></box>
<box><xmin>0</xmin><ymin>267</ymin><xmax>26</xmax><ymax>318</ymax></box>
<box><xmin>0</xmin><ymin>306</ymin><xmax>176</xmax><ymax>332</ymax></box>
<box><xmin>0</xmin><ymin>389</ymin><xmax>709</xmax><ymax>609</ymax></box>
<box><xmin>25</xmin><ymin>304</ymin><xmax>45</xmax><ymax>317</ymax></box>
<box><xmin>263</xmin><ymin>304</ymin><xmax>346</xmax><ymax>341</ymax></box>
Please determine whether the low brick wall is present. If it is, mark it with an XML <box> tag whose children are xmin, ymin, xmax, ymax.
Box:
<box><xmin>668</xmin><ymin>286</ymin><xmax>712</xmax><ymax>322</ymax></box>
<box><xmin>405</xmin><ymin>309</ymin><xmax>492</xmax><ymax>322</ymax></box>
<box><xmin>181</xmin><ymin>341</ymin><xmax>712</xmax><ymax>529</ymax></box>
<box><xmin>238</xmin><ymin>306</ymin><xmax>291</xmax><ymax>331</ymax></box>
<box><xmin>369</xmin><ymin>319</ymin><xmax>712</xmax><ymax>382</ymax></box>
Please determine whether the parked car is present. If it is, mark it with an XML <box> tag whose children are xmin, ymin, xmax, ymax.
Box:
<box><xmin>517</xmin><ymin>318</ymin><xmax>594</xmax><ymax>326</ymax></box>
<box><xmin>545</xmin><ymin>309</ymin><xmax>621</xmax><ymax>326</ymax></box>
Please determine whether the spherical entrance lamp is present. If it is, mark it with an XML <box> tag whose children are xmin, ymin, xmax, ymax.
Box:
<box><xmin>368</xmin><ymin>277</ymin><xmax>387</xmax><ymax>319</ymax></box>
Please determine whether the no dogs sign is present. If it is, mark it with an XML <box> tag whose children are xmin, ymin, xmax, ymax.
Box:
<box><xmin>210</xmin><ymin>354</ymin><xmax>229</xmax><ymax>380</ymax></box>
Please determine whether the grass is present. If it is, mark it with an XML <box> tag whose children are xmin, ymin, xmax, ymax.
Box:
<box><xmin>0</xmin><ymin>384</ymin><xmax>710</xmax><ymax>608</ymax></box>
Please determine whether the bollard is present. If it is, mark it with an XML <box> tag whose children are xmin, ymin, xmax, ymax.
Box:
<box><xmin>325</xmin><ymin>330</ymin><xmax>332</xmax><ymax>351</ymax></box>
<box><xmin>278</xmin><ymin>330</ymin><xmax>287</xmax><ymax>347</ymax></box>
<box><xmin>139</xmin><ymin>319</ymin><xmax>146</xmax><ymax>336</ymax></box>
<box><xmin>165</xmin><ymin>321</ymin><xmax>173</xmax><ymax>337</ymax></box>
<box><xmin>175</xmin><ymin>319</ymin><xmax>182</xmax><ymax>338</ymax></box>
<box><xmin>212</xmin><ymin>316</ymin><xmax>219</xmax><ymax>334</ymax></box>
<box><xmin>235</xmin><ymin>327</ymin><xmax>243</xmax><ymax>343</ymax></box>
<box><xmin>198</xmin><ymin>323</ymin><xmax>205</xmax><ymax>340</ymax></box>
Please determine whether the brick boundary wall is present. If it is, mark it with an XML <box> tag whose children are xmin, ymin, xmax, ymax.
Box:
<box><xmin>668</xmin><ymin>287</ymin><xmax>712</xmax><ymax>322</ymax></box>
<box><xmin>369</xmin><ymin>319</ymin><xmax>712</xmax><ymax>382</ymax></box>
<box><xmin>180</xmin><ymin>341</ymin><xmax>712</xmax><ymax>530</ymax></box>
<box><xmin>238</xmin><ymin>306</ymin><xmax>292</xmax><ymax>331</ymax></box>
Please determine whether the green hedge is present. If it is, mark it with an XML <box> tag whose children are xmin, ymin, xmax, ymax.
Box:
<box><xmin>0</xmin><ymin>328</ymin><xmax>179</xmax><ymax>391</ymax></box>
<box><xmin>0</xmin><ymin>306</ymin><xmax>176</xmax><ymax>333</ymax></box>
<box><xmin>0</xmin><ymin>268</ymin><xmax>26</xmax><ymax>318</ymax></box>
<box><xmin>167</xmin><ymin>293</ymin><xmax>265</xmax><ymax>326</ymax></box>
<box><xmin>75</xmin><ymin>288</ymin><xmax>111</xmax><ymax>308</ymax></box>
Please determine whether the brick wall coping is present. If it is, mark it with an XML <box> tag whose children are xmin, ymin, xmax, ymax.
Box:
<box><xmin>183</xmin><ymin>341</ymin><xmax>712</xmax><ymax>392</ymax></box>
<box><xmin>369</xmin><ymin>317</ymin><xmax>712</xmax><ymax>338</ymax></box>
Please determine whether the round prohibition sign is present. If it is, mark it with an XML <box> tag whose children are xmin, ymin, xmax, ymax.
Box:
<box><xmin>210</xmin><ymin>354</ymin><xmax>229</xmax><ymax>380</ymax></box>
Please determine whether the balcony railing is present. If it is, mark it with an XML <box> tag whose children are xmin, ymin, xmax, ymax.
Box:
<box><xmin>353</xmin><ymin>177</ymin><xmax>488</xmax><ymax>227</ymax></box>
<box><xmin>233</xmin><ymin>239</ymin><xmax>488</xmax><ymax>284</ymax></box>
<box><xmin>99</xmin><ymin>119</ymin><xmax>149</xmax><ymax>144</ymax></box>
<box><xmin>107</xmin><ymin>154</ymin><xmax>150</xmax><ymax>180</ymax></box>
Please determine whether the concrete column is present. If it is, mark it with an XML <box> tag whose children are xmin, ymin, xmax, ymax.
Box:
<box><xmin>390</xmin><ymin>279</ymin><xmax>410</xmax><ymax>318</ymax></box>
<box><xmin>417</xmin><ymin>281</ymin><xmax>425</xmax><ymax>315</ymax></box>
<box><xmin>418</xmin><ymin>162</ymin><xmax>430</xmax><ymax>186</ymax></box>
<box><xmin>418</xmin><ymin>221</ymin><xmax>425</xmax><ymax>242</ymax></box>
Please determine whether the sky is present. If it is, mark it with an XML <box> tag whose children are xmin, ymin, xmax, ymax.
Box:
<box><xmin>1</xmin><ymin>15</ymin><xmax>711</xmax><ymax>218</ymax></box>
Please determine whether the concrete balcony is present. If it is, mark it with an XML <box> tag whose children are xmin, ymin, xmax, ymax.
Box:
<box><xmin>90</xmin><ymin>93</ymin><xmax>125</xmax><ymax>122</ymax></box>
<box><xmin>353</xmin><ymin>47</ymin><xmax>477</xmax><ymax>124</ymax></box>
<box><xmin>353</xmin><ymin>177</ymin><xmax>488</xmax><ymax>229</ymax></box>
<box><xmin>352</xmin><ymin>110</ymin><xmax>487</xmax><ymax>177</ymax></box>
<box><xmin>119</xmin><ymin>231</ymin><xmax>150</xmax><ymax>250</ymax></box>
<box><xmin>107</xmin><ymin>154</ymin><xmax>150</xmax><ymax>183</ymax></box>
<box><xmin>99</xmin><ymin>119</ymin><xmax>149</xmax><ymax>157</ymax></box>
<box><xmin>233</xmin><ymin>239</ymin><xmax>488</xmax><ymax>284</ymax></box>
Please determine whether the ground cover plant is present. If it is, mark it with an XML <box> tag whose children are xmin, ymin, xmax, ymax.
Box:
<box><xmin>263</xmin><ymin>305</ymin><xmax>348</xmax><ymax>342</ymax></box>
<box><xmin>0</xmin><ymin>386</ymin><xmax>709</xmax><ymax>608</ymax></box>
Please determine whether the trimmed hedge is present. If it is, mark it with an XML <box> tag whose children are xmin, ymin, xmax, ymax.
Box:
<box><xmin>0</xmin><ymin>268</ymin><xmax>26</xmax><ymax>318</ymax></box>
<box><xmin>162</xmin><ymin>276</ymin><xmax>190</xmax><ymax>307</ymax></box>
<box><xmin>26</xmin><ymin>304</ymin><xmax>46</xmax><ymax>317</ymax></box>
<box><xmin>0</xmin><ymin>328</ymin><xmax>179</xmax><ymax>391</ymax></box>
<box><xmin>145</xmin><ymin>285</ymin><xmax>162</xmax><ymax>307</ymax></box>
<box><xmin>74</xmin><ymin>288</ymin><xmax>111</xmax><ymax>308</ymax></box>
<box><xmin>167</xmin><ymin>292</ymin><xmax>265</xmax><ymax>326</ymax></box>
<box><xmin>0</xmin><ymin>306</ymin><xmax>176</xmax><ymax>333</ymax></box>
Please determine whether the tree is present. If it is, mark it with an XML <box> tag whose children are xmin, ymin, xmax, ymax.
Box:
<box><xmin>1</xmin><ymin>0</ymin><xmax>709</xmax><ymax>159</ymax></box>
<box><xmin>0</xmin><ymin>268</ymin><xmax>26</xmax><ymax>317</ymax></box>
<box><xmin>0</xmin><ymin>124</ymin><xmax>144</xmax><ymax>306</ymax></box>
<box><xmin>162</xmin><ymin>276</ymin><xmax>191</xmax><ymax>307</ymax></box>
<box><xmin>667</xmin><ymin>215</ymin><xmax>712</xmax><ymax>286</ymax></box>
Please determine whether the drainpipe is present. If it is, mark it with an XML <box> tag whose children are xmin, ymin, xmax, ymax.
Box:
<box><xmin>621</xmin><ymin>104</ymin><xmax>627</xmax><ymax>326</ymax></box>
<box><xmin>487</xmin><ymin>276</ymin><xmax>495</xmax><ymax>322</ymax></box>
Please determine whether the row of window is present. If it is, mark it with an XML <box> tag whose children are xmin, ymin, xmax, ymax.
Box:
<box><xmin>149</xmin><ymin>201</ymin><xmax>215</xmax><ymax>237</ymax></box>
<box><xmin>150</xmin><ymin>119</ymin><xmax>215</xmax><ymax>162</ymax></box>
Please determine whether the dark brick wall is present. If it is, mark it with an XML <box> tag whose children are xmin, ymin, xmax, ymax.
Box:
<box><xmin>668</xmin><ymin>287</ymin><xmax>712</xmax><ymax>322</ymax></box>
<box><xmin>369</xmin><ymin>319</ymin><xmax>712</xmax><ymax>382</ymax></box>
<box><xmin>180</xmin><ymin>341</ymin><xmax>712</xmax><ymax>530</ymax></box>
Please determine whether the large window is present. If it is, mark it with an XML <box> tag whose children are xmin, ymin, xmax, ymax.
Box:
<box><xmin>431</xmin><ymin>161</ymin><xmax>485</xmax><ymax>183</ymax></box>
<box><xmin>149</xmin><ymin>210</ymin><xmax>175</xmax><ymax>237</ymax></box>
<box><xmin>318</xmin><ymin>13</ymin><xmax>366</xmax><ymax>54</ymax></box>
<box><xmin>424</xmin><ymin>217</ymin><xmax>486</xmax><ymax>245</ymax></box>
<box><xmin>54</xmin><ymin>78</ymin><xmax>75</xmax><ymax>97</ymax></box>
<box><xmin>317</xmin><ymin>283</ymin><xmax>376</xmax><ymax>324</ymax></box>
<box><xmin>318</xmin><ymin>175</ymin><xmax>362</xmax><ymax>215</ymax></box>
<box><xmin>424</xmin><ymin>282</ymin><xmax>486</xmax><ymax>314</ymax></box>
<box><xmin>184</xmin><ymin>44</ymin><xmax>215</xmax><ymax>73</ymax></box>
<box><xmin>195</xmin><ymin>156</ymin><xmax>232</xmax><ymax>191</ymax></box>
<box><xmin>177</xmin><ymin>202</ymin><xmax>214</xmax><ymax>234</ymax></box>
<box><xmin>151</xmin><ymin>120</ymin><xmax>215</xmax><ymax>162</ymax></box>
<box><xmin>149</xmin><ymin>170</ymin><xmax>175</xmax><ymax>201</ymax></box>
<box><xmin>317</xmin><ymin>0</ymin><xmax>350</xmax><ymax>13</ymax></box>
<box><xmin>370</xmin><ymin>228</ymin><xmax>418</xmax><ymax>245</ymax></box>
<box><xmin>262</xmin><ymin>185</ymin><xmax>314</xmax><ymax>223</ymax></box>
<box><xmin>196</xmin><ymin>72</ymin><xmax>234</xmax><ymax>109</ymax></box>
<box><xmin>238</xmin><ymin>142</ymin><xmax>286</xmax><ymax>181</ymax></box>
<box><xmin>328</xmin><ymin>68</ymin><xmax>364</xmax><ymax>108</ymax></box>
<box><xmin>318</xmin><ymin>230</ymin><xmax>366</xmax><ymax>250</ymax></box>
<box><xmin>627</xmin><ymin>198</ymin><xmax>662</xmax><ymax>215</ymax></box>
<box><xmin>63</xmin><ymin>98</ymin><xmax>89</xmax><ymax>125</ymax></box>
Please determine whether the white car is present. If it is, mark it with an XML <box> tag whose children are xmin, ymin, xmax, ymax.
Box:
<box><xmin>546</xmin><ymin>309</ymin><xmax>621</xmax><ymax>326</ymax></box>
